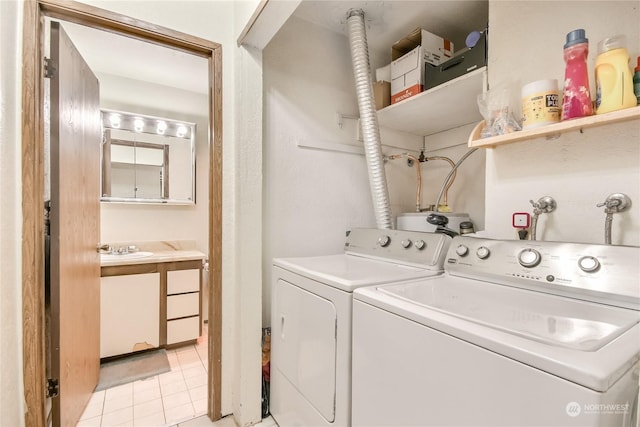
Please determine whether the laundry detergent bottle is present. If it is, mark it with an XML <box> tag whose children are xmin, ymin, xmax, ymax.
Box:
<box><xmin>595</xmin><ymin>35</ymin><xmax>636</xmax><ymax>114</ymax></box>
<box><xmin>562</xmin><ymin>29</ymin><xmax>593</xmax><ymax>120</ymax></box>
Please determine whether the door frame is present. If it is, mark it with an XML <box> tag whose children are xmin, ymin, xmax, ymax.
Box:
<box><xmin>21</xmin><ymin>1</ymin><xmax>223</xmax><ymax>425</ymax></box>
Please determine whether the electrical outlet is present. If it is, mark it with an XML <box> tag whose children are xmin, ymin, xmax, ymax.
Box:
<box><xmin>512</xmin><ymin>212</ymin><xmax>530</xmax><ymax>228</ymax></box>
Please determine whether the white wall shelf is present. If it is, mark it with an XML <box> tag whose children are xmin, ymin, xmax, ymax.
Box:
<box><xmin>376</xmin><ymin>67</ymin><xmax>487</xmax><ymax>136</ymax></box>
<box><xmin>468</xmin><ymin>106</ymin><xmax>640</xmax><ymax>148</ymax></box>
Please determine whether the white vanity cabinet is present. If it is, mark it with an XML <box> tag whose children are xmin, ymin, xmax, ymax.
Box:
<box><xmin>100</xmin><ymin>258</ymin><xmax>203</xmax><ymax>359</ymax></box>
<box><xmin>100</xmin><ymin>266</ymin><xmax>161</xmax><ymax>359</ymax></box>
<box><xmin>166</xmin><ymin>267</ymin><xmax>201</xmax><ymax>345</ymax></box>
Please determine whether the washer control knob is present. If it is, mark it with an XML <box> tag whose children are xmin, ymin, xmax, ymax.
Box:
<box><xmin>476</xmin><ymin>246</ymin><xmax>490</xmax><ymax>259</ymax></box>
<box><xmin>401</xmin><ymin>239</ymin><xmax>412</xmax><ymax>249</ymax></box>
<box><xmin>414</xmin><ymin>240</ymin><xmax>426</xmax><ymax>250</ymax></box>
<box><xmin>578</xmin><ymin>256</ymin><xmax>600</xmax><ymax>272</ymax></box>
<box><xmin>518</xmin><ymin>248</ymin><xmax>541</xmax><ymax>268</ymax></box>
<box><xmin>377</xmin><ymin>235</ymin><xmax>391</xmax><ymax>247</ymax></box>
<box><xmin>455</xmin><ymin>245</ymin><xmax>469</xmax><ymax>256</ymax></box>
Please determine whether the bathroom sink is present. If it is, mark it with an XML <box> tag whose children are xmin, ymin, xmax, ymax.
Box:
<box><xmin>100</xmin><ymin>251</ymin><xmax>154</xmax><ymax>262</ymax></box>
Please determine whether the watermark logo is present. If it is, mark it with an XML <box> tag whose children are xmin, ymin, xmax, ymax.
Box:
<box><xmin>565</xmin><ymin>401</ymin><xmax>630</xmax><ymax>417</ymax></box>
<box><xmin>566</xmin><ymin>402</ymin><xmax>581</xmax><ymax>417</ymax></box>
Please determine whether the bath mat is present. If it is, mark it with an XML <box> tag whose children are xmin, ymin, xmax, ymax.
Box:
<box><xmin>96</xmin><ymin>348</ymin><xmax>170</xmax><ymax>391</ymax></box>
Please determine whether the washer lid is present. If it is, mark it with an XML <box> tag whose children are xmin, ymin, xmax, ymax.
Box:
<box><xmin>378</xmin><ymin>276</ymin><xmax>639</xmax><ymax>351</ymax></box>
<box><xmin>274</xmin><ymin>254</ymin><xmax>440</xmax><ymax>292</ymax></box>
<box><xmin>355</xmin><ymin>275</ymin><xmax>640</xmax><ymax>391</ymax></box>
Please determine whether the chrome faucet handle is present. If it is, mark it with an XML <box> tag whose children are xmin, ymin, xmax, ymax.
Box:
<box><xmin>530</xmin><ymin>196</ymin><xmax>557</xmax><ymax>214</ymax></box>
<box><xmin>96</xmin><ymin>244</ymin><xmax>112</xmax><ymax>254</ymax></box>
<box><xmin>597</xmin><ymin>193</ymin><xmax>632</xmax><ymax>213</ymax></box>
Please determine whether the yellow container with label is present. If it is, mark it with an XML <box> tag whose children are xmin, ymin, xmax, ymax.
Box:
<box><xmin>595</xmin><ymin>35</ymin><xmax>636</xmax><ymax>114</ymax></box>
<box><xmin>522</xmin><ymin>79</ymin><xmax>561</xmax><ymax>130</ymax></box>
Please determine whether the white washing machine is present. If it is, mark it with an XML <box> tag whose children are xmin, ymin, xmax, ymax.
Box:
<box><xmin>352</xmin><ymin>236</ymin><xmax>640</xmax><ymax>427</ymax></box>
<box><xmin>270</xmin><ymin>228</ymin><xmax>452</xmax><ymax>427</ymax></box>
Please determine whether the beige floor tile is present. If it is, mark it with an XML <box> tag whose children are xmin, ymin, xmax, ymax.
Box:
<box><xmin>158</xmin><ymin>371</ymin><xmax>185</xmax><ymax>386</ymax></box>
<box><xmin>164</xmin><ymin>402</ymin><xmax>195</xmax><ymax>425</ymax></box>
<box><xmin>187</xmin><ymin>384</ymin><xmax>207</xmax><ymax>402</ymax></box>
<box><xmin>103</xmin><ymin>394</ymin><xmax>133</xmax><ymax>415</ymax></box>
<box><xmin>76</xmin><ymin>415</ymin><xmax>102</xmax><ymax>427</ymax></box>
<box><xmin>184</xmin><ymin>374</ymin><xmax>207</xmax><ymax>389</ymax></box>
<box><xmin>101</xmin><ymin>406</ymin><xmax>134</xmax><ymax>426</ymax></box>
<box><xmin>181</xmin><ymin>366</ymin><xmax>206</xmax><ymax>379</ymax></box>
<box><xmin>133</xmin><ymin>377</ymin><xmax>160</xmax><ymax>392</ymax></box>
<box><xmin>134</xmin><ymin>385</ymin><xmax>162</xmax><ymax>405</ymax></box>
<box><xmin>133</xmin><ymin>410</ymin><xmax>165</xmax><ymax>427</ymax></box>
<box><xmin>191</xmin><ymin>398</ymin><xmax>207</xmax><ymax>416</ymax></box>
<box><xmin>133</xmin><ymin>397</ymin><xmax>164</xmax><ymax>420</ymax></box>
<box><xmin>80</xmin><ymin>396</ymin><xmax>105</xmax><ymax>420</ymax></box>
<box><xmin>162</xmin><ymin>390</ymin><xmax>191</xmax><ymax>410</ymax></box>
<box><xmin>160</xmin><ymin>379</ymin><xmax>188</xmax><ymax>396</ymax></box>
<box><xmin>105</xmin><ymin>382</ymin><xmax>134</xmax><ymax>401</ymax></box>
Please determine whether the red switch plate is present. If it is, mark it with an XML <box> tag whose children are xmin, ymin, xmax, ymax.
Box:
<box><xmin>512</xmin><ymin>212</ymin><xmax>530</xmax><ymax>228</ymax></box>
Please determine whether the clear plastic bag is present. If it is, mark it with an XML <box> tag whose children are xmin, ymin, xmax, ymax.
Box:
<box><xmin>477</xmin><ymin>89</ymin><xmax>522</xmax><ymax>138</ymax></box>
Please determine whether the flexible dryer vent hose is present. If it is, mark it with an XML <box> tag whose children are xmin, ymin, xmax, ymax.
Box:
<box><xmin>347</xmin><ymin>9</ymin><xmax>392</xmax><ymax>229</ymax></box>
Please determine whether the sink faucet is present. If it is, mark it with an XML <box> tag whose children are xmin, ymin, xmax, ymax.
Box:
<box><xmin>96</xmin><ymin>244</ymin><xmax>112</xmax><ymax>254</ymax></box>
<box><xmin>597</xmin><ymin>193</ymin><xmax>632</xmax><ymax>245</ymax></box>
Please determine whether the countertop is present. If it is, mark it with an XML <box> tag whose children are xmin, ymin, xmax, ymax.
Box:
<box><xmin>100</xmin><ymin>240</ymin><xmax>206</xmax><ymax>267</ymax></box>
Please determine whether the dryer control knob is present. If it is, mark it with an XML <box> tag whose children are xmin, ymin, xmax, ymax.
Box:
<box><xmin>476</xmin><ymin>246</ymin><xmax>490</xmax><ymax>259</ymax></box>
<box><xmin>455</xmin><ymin>245</ymin><xmax>469</xmax><ymax>256</ymax></box>
<box><xmin>401</xmin><ymin>239</ymin><xmax>412</xmax><ymax>249</ymax></box>
<box><xmin>414</xmin><ymin>240</ymin><xmax>426</xmax><ymax>250</ymax></box>
<box><xmin>578</xmin><ymin>256</ymin><xmax>600</xmax><ymax>272</ymax></box>
<box><xmin>377</xmin><ymin>235</ymin><xmax>391</xmax><ymax>247</ymax></box>
<box><xmin>518</xmin><ymin>248</ymin><xmax>541</xmax><ymax>268</ymax></box>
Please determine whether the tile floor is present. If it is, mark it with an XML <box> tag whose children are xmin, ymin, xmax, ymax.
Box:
<box><xmin>77</xmin><ymin>332</ymin><xmax>214</xmax><ymax>426</ymax></box>
<box><xmin>77</xmin><ymin>326</ymin><xmax>277</xmax><ymax>427</ymax></box>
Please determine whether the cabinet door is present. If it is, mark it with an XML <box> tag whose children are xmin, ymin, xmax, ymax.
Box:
<box><xmin>100</xmin><ymin>272</ymin><xmax>160</xmax><ymax>358</ymax></box>
<box><xmin>167</xmin><ymin>269</ymin><xmax>200</xmax><ymax>294</ymax></box>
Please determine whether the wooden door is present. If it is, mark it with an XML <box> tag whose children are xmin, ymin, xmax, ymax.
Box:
<box><xmin>49</xmin><ymin>21</ymin><xmax>101</xmax><ymax>427</ymax></box>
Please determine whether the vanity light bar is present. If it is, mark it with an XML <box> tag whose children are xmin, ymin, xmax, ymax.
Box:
<box><xmin>101</xmin><ymin>110</ymin><xmax>193</xmax><ymax>139</ymax></box>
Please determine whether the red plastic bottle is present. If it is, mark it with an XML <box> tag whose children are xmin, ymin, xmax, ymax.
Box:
<box><xmin>562</xmin><ymin>29</ymin><xmax>593</xmax><ymax>120</ymax></box>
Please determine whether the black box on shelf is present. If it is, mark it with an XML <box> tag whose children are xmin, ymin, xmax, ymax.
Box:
<box><xmin>424</xmin><ymin>31</ymin><xmax>487</xmax><ymax>90</ymax></box>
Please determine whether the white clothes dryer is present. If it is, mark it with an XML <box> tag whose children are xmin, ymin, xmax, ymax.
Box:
<box><xmin>352</xmin><ymin>236</ymin><xmax>640</xmax><ymax>427</ymax></box>
<box><xmin>270</xmin><ymin>228</ymin><xmax>452</xmax><ymax>427</ymax></box>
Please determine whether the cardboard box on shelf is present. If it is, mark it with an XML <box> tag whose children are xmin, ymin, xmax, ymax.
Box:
<box><xmin>376</xmin><ymin>64</ymin><xmax>391</xmax><ymax>82</ymax></box>
<box><xmin>373</xmin><ymin>81</ymin><xmax>391</xmax><ymax>110</ymax></box>
<box><xmin>390</xmin><ymin>28</ymin><xmax>453</xmax><ymax>104</ymax></box>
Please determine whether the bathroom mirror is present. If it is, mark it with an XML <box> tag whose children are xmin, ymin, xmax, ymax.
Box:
<box><xmin>101</xmin><ymin>109</ymin><xmax>196</xmax><ymax>204</ymax></box>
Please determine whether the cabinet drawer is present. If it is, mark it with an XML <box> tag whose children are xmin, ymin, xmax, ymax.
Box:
<box><xmin>167</xmin><ymin>292</ymin><xmax>199</xmax><ymax>319</ymax></box>
<box><xmin>167</xmin><ymin>269</ymin><xmax>200</xmax><ymax>294</ymax></box>
<box><xmin>167</xmin><ymin>316</ymin><xmax>200</xmax><ymax>344</ymax></box>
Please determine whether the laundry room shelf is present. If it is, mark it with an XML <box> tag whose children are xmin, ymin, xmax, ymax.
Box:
<box><xmin>377</xmin><ymin>67</ymin><xmax>487</xmax><ymax>136</ymax></box>
<box><xmin>468</xmin><ymin>106</ymin><xmax>640</xmax><ymax>148</ymax></box>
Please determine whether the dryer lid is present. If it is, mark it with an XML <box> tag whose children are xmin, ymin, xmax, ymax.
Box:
<box><xmin>274</xmin><ymin>254</ymin><xmax>440</xmax><ymax>292</ymax></box>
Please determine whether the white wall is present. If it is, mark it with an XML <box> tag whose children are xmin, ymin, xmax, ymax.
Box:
<box><xmin>97</xmin><ymin>73</ymin><xmax>210</xmax><ymax>254</ymax></box>
<box><xmin>262</xmin><ymin>15</ymin><xmax>424</xmax><ymax>325</ymax></box>
<box><xmin>486</xmin><ymin>0</ymin><xmax>640</xmax><ymax>245</ymax></box>
<box><xmin>0</xmin><ymin>1</ymin><xmax>25</xmax><ymax>426</ymax></box>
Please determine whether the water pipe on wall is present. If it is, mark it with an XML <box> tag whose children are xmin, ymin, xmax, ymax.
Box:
<box><xmin>434</xmin><ymin>148</ymin><xmax>479</xmax><ymax>213</ymax></box>
<box><xmin>597</xmin><ymin>193</ymin><xmax>632</xmax><ymax>245</ymax></box>
<box><xmin>386</xmin><ymin>153</ymin><xmax>457</xmax><ymax>212</ymax></box>
<box><xmin>529</xmin><ymin>196</ymin><xmax>557</xmax><ymax>241</ymax></box>
<box><xmin>347</xmin><ymin>9</ymin><xmax>392</xmax><ymax>229</ymax></box>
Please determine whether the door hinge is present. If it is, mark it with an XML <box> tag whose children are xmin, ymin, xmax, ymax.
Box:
<box><xmin>44</xmin><ymin>57</ymin><xmax>57</xmax><ymax>79</ymax></box>
<box><xmin>46</xmin><ymin>378</ymin><xmax>59</xmax><ymax>398</ymax></box>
